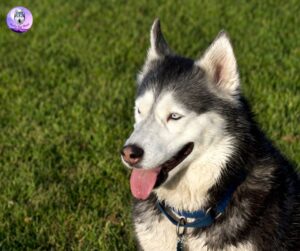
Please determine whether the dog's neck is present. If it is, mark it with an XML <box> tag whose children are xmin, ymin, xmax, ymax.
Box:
<box><xmin>154</xmin><ymin>135</ymin><xmax>235</xmax><ymax>212</ymax></box>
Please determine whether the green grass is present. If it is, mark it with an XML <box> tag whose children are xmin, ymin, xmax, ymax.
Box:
<box><xmin>0</xmin><ymin>0</ymin><xmax>299</xmax><ymax>250</ymax></box>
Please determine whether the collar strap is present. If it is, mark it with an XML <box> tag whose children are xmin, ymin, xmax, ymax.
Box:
<box><xmin>157</xmin><ymin>182</ymin><xmax>238</xmax><ymax>228</ymax></box>
<box><xmin>157</xmin><ymin>201</ymin><xmax>214</xmax><ymax>228</ymax></box>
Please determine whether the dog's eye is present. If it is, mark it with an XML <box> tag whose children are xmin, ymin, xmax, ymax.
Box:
<box><xmin>168</xmin><ymin>113</ymin><xmax>182</xmax><ymax>121</ymax></box>
<box><xmin>137</xmin><ymin>108</ymin><xmax>141</xmax><ymax>114</ymax></box>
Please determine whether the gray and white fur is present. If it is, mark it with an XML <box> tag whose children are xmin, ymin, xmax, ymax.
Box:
<box><xmin>121</xmin><ymin>19</ymin><xmax>300</xmax><ymax>251</ymax></box>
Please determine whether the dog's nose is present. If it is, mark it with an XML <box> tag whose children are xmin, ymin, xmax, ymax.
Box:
<box><xmin>121</xmin><ymin>144</ymin><xmax>144</xmax><ymax>166</ymax></box>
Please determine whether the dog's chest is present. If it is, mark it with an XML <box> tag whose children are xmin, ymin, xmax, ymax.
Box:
<box><xmin>135</xmin><ymin>214</ymin><xmax>254</xmax><ymax>251</ymax></box>
<box><xmin>135</xmin><ymin>214</ymin><xmax>178</xmax><ymax>250</ymax></box>
<box><xmin>135</xmin><ymin>213</ymin><xmax>210</xmax><ymax>250</ymax></box>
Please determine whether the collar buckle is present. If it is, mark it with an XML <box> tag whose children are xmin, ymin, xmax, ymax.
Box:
<box><xmin>205</xmin><ymin>207</ymin><xmax>212</xmax><ymax>215</ymax></box>
<box><xmin>176</xmin><ymin>217</ymin><xmax>186</xmax><ymax>237</ymax></box>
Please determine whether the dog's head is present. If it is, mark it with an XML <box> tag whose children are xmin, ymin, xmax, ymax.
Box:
<box><xmin>14</xmin><ymin>9</ymin><xmax>25</xmax><ymax>25</ymax></box>
<box><xmin>121</xmin><ymin>19</ymin><xmax>242</xmax><ymax>201</ymax></box>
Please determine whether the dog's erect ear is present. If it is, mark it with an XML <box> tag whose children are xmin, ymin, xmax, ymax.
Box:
<box><xmin>137</xmin><ymin>19</ymin><xmax>171</xmax><ymax>84</ymax></box>
<box><xmin>197</xmin><ymin>32</ymin><xmax>239</xmax><ymax>97</ymax></box>
<box><xmin>148</xmin><ymin>18</ymin><xmax>171</xmax><ymax>60</ymax></box>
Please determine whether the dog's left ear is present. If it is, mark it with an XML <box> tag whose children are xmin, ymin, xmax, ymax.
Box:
<box><xmin>196</xmin><ymin>32</ymin><xmax>239</xmax><ymax>97</ymax></box>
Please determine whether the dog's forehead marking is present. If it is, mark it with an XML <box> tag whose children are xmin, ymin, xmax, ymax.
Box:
<box><xmin>155</xmin><ymin>92</ymin><xmax>187</xmax><ymax>116</ymax></box>
<box><xmin>136</xmin><ymin>90</ymin><xmax>187</xmax><ymax>117</ymax></box>
<box><xmin>135</xmin><ymin>90</ymin><xmax>155</xmax><ymax>114</ymax></box>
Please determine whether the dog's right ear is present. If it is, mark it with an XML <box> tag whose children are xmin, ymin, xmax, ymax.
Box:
<box><xmin>138</xmin><ymin>19</ymin><xmax>171</xmax><ymax>83</ymax></box>
<box><xmin>147</xmin><ymin>18</ymin><xmax>171</xmax><ymax>60</ymax></box>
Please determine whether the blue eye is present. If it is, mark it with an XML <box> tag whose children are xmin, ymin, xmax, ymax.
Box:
<box><xmin>168</xmin><ymin>113</ymin><xmax>182</xmax><ymax>121</ymax></box>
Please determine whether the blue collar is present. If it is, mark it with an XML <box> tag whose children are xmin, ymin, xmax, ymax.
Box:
<box><xmin>157</xmin><ymin>183</ymin><xmax>238</xmax><ymax>228</ymax></box>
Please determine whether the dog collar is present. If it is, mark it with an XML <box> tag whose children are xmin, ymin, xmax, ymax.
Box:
<box><xmin>156</xmin><ymin>174</ymin><xmax>246</xmax><ymax>251</ymax></box>
<box><xmin>157</xmin><ymin>184</ymin><xmax>234</xmax><ymax>229</ymax></box>
<box><xmin>157</xmin><ymin>185</ymin><xmax>237</xmax><ymax>251</ymax></box>
<box><xmin>156</xmin><ymin>173</ymin><xmax>246</xmax><ymax>229</ymax></box>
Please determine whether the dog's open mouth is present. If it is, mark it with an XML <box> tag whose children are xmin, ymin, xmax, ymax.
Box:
<box><xmin>130</xmin><ymin>142</ymin><xmax>194</xmax><ymax>200</ymax></box>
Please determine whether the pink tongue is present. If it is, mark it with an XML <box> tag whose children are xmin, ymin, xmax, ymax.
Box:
<box><xmin>130</xmin><ymin>167</ymin><xmax>161</xmax><ymax>200</ymax></box>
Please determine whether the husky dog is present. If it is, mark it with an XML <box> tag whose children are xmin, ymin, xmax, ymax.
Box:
<box><xmin>14</xmin><ymin>9</ymin><xmax>25</xmax><ymax>25</ymax></box>
<box><xmin>121</xmin><ymin>19</ymin><xmax>300</xmax><ymax>251</ymax></box>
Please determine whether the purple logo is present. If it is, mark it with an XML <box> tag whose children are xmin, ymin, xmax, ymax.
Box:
<box><xmin>6</xmin><ymin>7</ymin><xmax>33</xmax><ymax>33</ymax></box>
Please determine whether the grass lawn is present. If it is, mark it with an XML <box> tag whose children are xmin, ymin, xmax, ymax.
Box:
<box><xmin>0</xmin><ymin>0</ymin><xmax>299</xmax><ymax>250</ymax></box>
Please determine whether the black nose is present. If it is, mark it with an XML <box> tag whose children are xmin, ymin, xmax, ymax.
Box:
<box><xmin>121</xmin><ymin>144</ymin><xmax>144</xmax><ymax>166</ymax></box>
